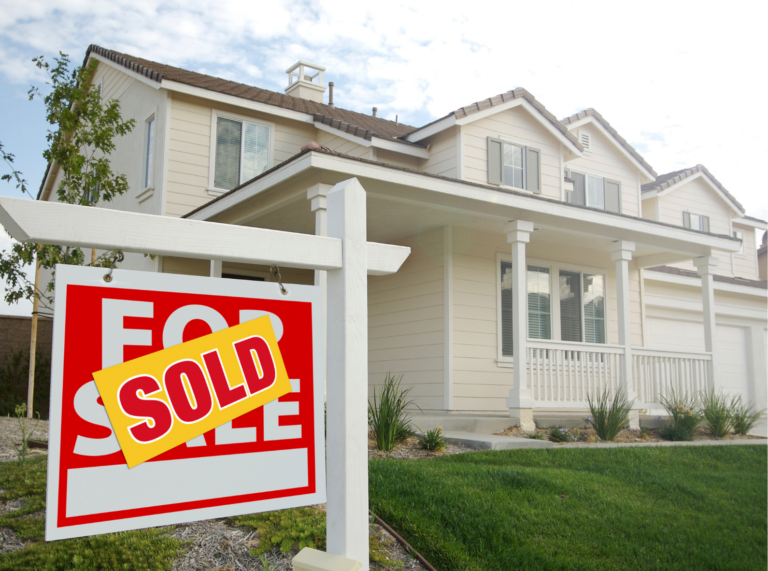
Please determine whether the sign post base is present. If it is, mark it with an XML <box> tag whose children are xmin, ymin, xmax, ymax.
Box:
<box><xmin>293</xmin><ymin>547</ymin><xmax>362</xmax><ymax>571</ymax></box>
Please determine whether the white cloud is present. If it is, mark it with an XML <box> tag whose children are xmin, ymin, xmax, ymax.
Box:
<box><xmin>0</xmin><ymin>2</ymin><xmax>766</xmax><ymax>217</ymax></box>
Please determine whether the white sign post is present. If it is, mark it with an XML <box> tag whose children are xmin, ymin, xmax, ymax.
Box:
<box><xmin>0</xmin><ymin>177</ymin><xmax>408</xmax><ymax>571</ymax></box>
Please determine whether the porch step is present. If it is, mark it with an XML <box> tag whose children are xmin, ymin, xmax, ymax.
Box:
<box><xmin>442</xmin><ymin>431</ymin><xmax>553</xmax><ymax>451</ymax></box>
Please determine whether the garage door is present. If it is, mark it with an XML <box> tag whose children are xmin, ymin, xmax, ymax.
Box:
<box><xmin>646</xmin><ymin>318</ymin><xmax>750</xmax><ymax>401</ymax></box>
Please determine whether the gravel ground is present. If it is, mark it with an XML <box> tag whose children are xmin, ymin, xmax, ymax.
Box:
<box><xmin>0</xmin><ymin>416</ymin><xmax>49</xmax><ymax>463</ymax></box>
<box><xmin>369</xmin><ymin>434</ymin><xmax>476</xmax><ymax>460</ymax></box>
<box><xmin>495</xmin><ymin>424</ymin><xmax>765</xmax><ymax>444</ymax></box>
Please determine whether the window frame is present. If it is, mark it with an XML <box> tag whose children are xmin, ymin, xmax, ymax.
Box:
<box><xmin>142</xmin><ymin>113</ymin><xmax>156</xmax><ymax>191</ymax></box>
<box><xmin>685</xmin><ymin>211</ymin><xmax>708</xmax><ymax>232</ymax></box>
<box><xmin>208</xmin><ymin>109</ymin><xmax>275</xmax><ymax>196</ymax></box>
<box><xmin>568</xmin><ymin>167</ymin><xmax>606</xmax><ymax>209</ymax></box>
<box><xmin>496</xmin><ymin>253</ymin><xmax>610</xmax><ymax>363</ymax></box>
<box><xmin>498</xmin><ymin>135</ymin><xmax>529</xmax><ymax>192</ymax></box>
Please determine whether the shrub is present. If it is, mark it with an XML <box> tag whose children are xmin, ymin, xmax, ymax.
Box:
<box><xmin>420</xmin><ymin>427</ymin><xmax>446</xmax><ymax>452</ymax></box>
<box><xmin>639</xmin><ymin>427</ymin><xmax>651</xmax><ymax>440</ymax></box>
<box><xmin>700</xmin><ymin>390</ymin><xmax>734</xmax><ymax>438</ymax></box>
<box><xmin>586</xmin><ymin>388</ymin><xmax>634</xmax><ymax>441</ymax></box>
<box><xmin>659</xmin><ymin>389</ymin><xmax>702</xmax><ymax>441</ymax></box>
<box><xmin>368</xmin><ymin>372</ymin><xmax>417</xmax><ymax>452</ymax></box>
<box><xmin>234</xmin><ymin>507</ymin><xmax>325</xmax><ymax>554</ymax></box>
<box><xmin>731</xmin><ymin>398</ymin><xmax>766</xmax><ymax>435</ymax></box>
<box><xmin>547</xmin><ymin>426</ymin><xmax>572</xmax><ymax>442</ymax></box>
<box><xmin>0</xmin><ymin>349</ymin><xmax>51</xmax><ymax>419</ymax></box>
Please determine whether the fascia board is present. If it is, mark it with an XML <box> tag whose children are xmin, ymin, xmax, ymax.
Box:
<box><xmin>641</xmin><ymin>190</ymin><xmax>658</xmax><ymax>200</ymax></box>
<box><xmin>186</xmin><ymin>152</ymin><xmax>314</xmax><ymax>221</ymax></box>
<box><xmin>565</xmin><ymin>115</ymin><xmax>655</xmax><ymax>182</ymax></box>
<box><xmin>643</xmin><ymin>270</ymin><xmax>768</xmax><ymax>298</ymax></box>
<box><xmin>90</xmin><ymin>54</ymin><xmax>162</xmax><ymax>90</ymax></box>
<box><xmin>314</xmin><ymin>121</ymin><xmax>372</xmax><ymax>148</ymax></box>
<box><xmin>404</xmin><ymin>115</ymin><xmax>456</xmax><ymax>143</ymax></box>
<box><xmin>308</xmin><ymin>152</ymin><xmax>739</xmax><ymax>255</ymax></box>
<box><xmin>162</xmin><ymin>80</ymin><xmax>314</xmax><ymax>124</ymax></box>
<box><xmin>734</xmin><ymin>217</ymin><xmax>768</xmax><ymax>230</ymax></box>
<box><xmin>454</xmin><ymin>98</ymin><xmax>525</xmax><ymax>125</ymax></box>
<box><xmin>371</xmin><ymin>138</ymin><xmax>429</xmax><ymax>158</ymax></box>
<box><xmin>658</xmin><ymin>171</ymin><xmax>744</xmax><ymax>216</ymax></box>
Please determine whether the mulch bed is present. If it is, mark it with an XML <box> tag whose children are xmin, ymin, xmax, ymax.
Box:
<box><xmin>368</xmin><ymin>435</ymin><xmax>476</xmax><ymax>460</ymax></box>
<box><xmin>494</xmin><ymin>424</ymin><xmax>765</xmax><ymax>444</ymax></box>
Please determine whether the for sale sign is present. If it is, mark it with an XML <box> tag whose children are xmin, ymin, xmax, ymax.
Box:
<box><xmin>46</xmin><ymin>266</ymin><xmax>325</xmax><ymax>541</ymax></box>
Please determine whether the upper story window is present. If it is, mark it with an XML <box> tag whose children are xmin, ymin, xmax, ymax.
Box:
<box><xmin>212</xmin><ymin>112</ymin><xmax>273</xmax><ymax>192</ymax></box>
<box><xmin>733</xmin><ymin>229</ymin><xmax>744</xmax><ymax>254</ymax></box>
<box><xmin>487</xmin><ymin>137</ymin><xmax>541</xmax><ymax>193</ymax></box>
<box><xmin>499</xmin><ymin>258</ymin><xmax>605</xmax><ymax>357</ymax></box>
<box><xmin>683</xmin><ymin>211</ymin><xmax>710</xmax><ymax>233</ymax></box>
<box><xmin>567</xmin><ymin>169</ymin><xmax>621</xmax><ymax>213</ymax></box>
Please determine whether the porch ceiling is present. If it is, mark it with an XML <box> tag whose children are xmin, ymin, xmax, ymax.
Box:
<box><xmin>195</xmin><ymin>151</ymin><xmax>740</xmax><ymax>268</ymax></box>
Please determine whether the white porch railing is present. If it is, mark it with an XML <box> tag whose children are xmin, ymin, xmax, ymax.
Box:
<box><xmin>527</xmin><ymin>340</ymin><xmax>625</xmax><ymax>407</ymax></box>
<box><xmin>525</xmin><ymin>340</ymin><xmax>712</xmax><ymax>408</ymax></box>
<box><xmin>633</xmin><ymin>348</ymin><xmax>712</xmax><ymax>405</ymax></box>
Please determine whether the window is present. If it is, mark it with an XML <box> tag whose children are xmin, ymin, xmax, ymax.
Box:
<box><xmin>567</xmin><ymin>169</ymin><xmax>621</xmax><ymax>213</ymax></box>
<box><xmin>683</xmin><ymin>211</ymin><xmax>710</xmax><ymax>233</ymax></box>
<box><xmin>144</xmin><ymin>116</ymin><xmax>156</xmax><ymax>190</ymax></box>
<box><xmin>500</xmin><ymin>262</ymin><xmax>552</xmax><ymax>357</ymax></box>
<box><xmin>487</xmin><ymin>137</ymin><xmax>541</xmax><ymax>193</ymax></box>
<box><xmin>499</xmin><ymin>259</ymin><xmax>606</xmax><ymax>358</ymax></box>
<box><xmin>213</xmin><ymin>114</ymin><xmax>271</xmax><ymax>191</ymax></box>
<box><xmin>733</xmin><ymin>230</ymin><xmax>744</xmax><ymax>254</ymax></box>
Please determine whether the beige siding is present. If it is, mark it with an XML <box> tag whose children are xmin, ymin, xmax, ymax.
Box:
<box><xmin>463</xmin><ymin>106</ymin><xmax>562</xmax><ymax>199</ymax></box>
<box><xmin>419</xmin><ymin>127</ymin><xmax>457</xmax><ymax>178</ymax></box>
<box><xmin>564</xmin><ymin>123</ymin><xmax>642</xmax><ymax>217</ymax></box>
<box><xmin>659</xmin><ymin>176</ymin><xmax>740</xmax><ymax>277</ymax></box>
<box><xmin>368</xmin><ymin>228</ymin><xmax>444</xmax><ymax>411</ymax></box>
<box><xmin>316</xmin><ymin>131</ymin><xmax>370</xmax><ymax>158</ymax></box>
<box><xmin>732</xmin><ymin>223</ymin><xmax>759</xmax><ymax>280</ymax></box>
<box><xmin>166</xmin><ymin>93</ymin><xmax>316</xmax><ymax>218</ymax></box>
<box><xmin>375</xmin><ymin>149</ymin><xmax>419</xmax><ymax>170</ymax></box>
<box><xmin>449</xmin><ymin>227</ymin><xmax>643</xmax><ymax>412</ymax></box>
<box><xmin>641</xmin><ymin>196</ymin><xmax>658</xmax><ymax>221</ymax></box>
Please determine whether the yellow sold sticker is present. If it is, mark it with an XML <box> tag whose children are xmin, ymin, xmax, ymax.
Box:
<box><xmin>93</xmin><ymin>316</ymin><xmax>291</xmax><ymax>468</ymax></box>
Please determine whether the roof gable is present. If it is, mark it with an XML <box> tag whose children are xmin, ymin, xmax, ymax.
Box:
<box><xmin>641</xmin><ymin>164</ymin><xmax>744</xmax><ymax>216</ymax></box>
<box><xmin>560</xmin><ymin>108</ymin><xmax>656</xmax><ymax>181</ymax></box>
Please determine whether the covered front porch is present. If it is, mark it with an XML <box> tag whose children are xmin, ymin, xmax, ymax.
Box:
<box><xmin>183</xmin><ymin>149</ymin><xmax>740</xmax><ymax>427</ymax></box>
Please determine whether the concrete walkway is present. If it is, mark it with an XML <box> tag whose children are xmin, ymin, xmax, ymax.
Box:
<box><xmin>443</xmin><ymin>430</ymin><xmax>766</xmax><ymax>451</ymax></box>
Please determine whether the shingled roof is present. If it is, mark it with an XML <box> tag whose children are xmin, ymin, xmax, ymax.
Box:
<box><xmin>405</xmin><ymin>88</ymin><xmax>583</xmax><ymax>151</ymax></box>
<box><xmin>641</xmin><ymin>164</ymin><xmax>744</xmax><ymax>214</ymax></box>
<box><xmin>560</xmin><ymin>108</ymin><xmax>656</xmax><ymax>178</ymax></box>
<box><xmin>86</xmin><ymin>45</ymin><xmax>416</xmax><ymax>142</ymax></box>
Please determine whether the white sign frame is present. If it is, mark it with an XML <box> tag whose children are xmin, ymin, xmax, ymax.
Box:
<box><xmin>46</xmin><ymin>265</ymin><xmax>326</xmax><ymax>541</ymax></box>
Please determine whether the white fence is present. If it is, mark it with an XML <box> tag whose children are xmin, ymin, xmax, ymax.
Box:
<box><xmin>525</xmin><ymin>340</ymin><xmax>712</xmax><ymax>407</ymax></box>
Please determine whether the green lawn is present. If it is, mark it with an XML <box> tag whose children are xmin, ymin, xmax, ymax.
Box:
<box><xmin>369</xmin><ymin>446</ymin><xmax>767</xmax><ymax>571</ymax></box>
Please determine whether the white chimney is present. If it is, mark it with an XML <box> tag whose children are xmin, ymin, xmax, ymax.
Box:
<box><xmin>285</xmin><ymin>61</ymin><xmax>327</xmax><ymax>104</ymax></box>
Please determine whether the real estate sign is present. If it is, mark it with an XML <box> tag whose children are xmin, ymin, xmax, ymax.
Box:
<box><xmin>45</xmin><ymin>266</ymin><xmax>325</xmax><ymax>541</ymax></box>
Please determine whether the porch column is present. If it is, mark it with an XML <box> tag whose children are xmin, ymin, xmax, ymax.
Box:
<box><xmin>504</xmin><ymin>220</ymin><xmax>535</xmax><ymax>431</ymax></box>
<box><xmin>693</xmin><ymin>256</ymin><xmax>719</xmax><ymax>390</ymax></box>
<box><xmin>209</xmin><ymin>259</ymin><xmax>222</xmax><ymax>278</ymax></box>
<box><xmin>308</xmin><ymin>183</ymin><xmax>332</xmax><ymax>399</ymax></box>
<box><xmin>608</xmin><ymin>241</ymin><xmax>639</xmax><ymax>428</ymax></box>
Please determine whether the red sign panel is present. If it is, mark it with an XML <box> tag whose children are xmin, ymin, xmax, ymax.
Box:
<box><xmin>46</xmin><ymin>266</ymin><xmax>325</xmax><ymax>540</ymax></box>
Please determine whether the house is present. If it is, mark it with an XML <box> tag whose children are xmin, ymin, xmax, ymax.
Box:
<box><xmin>38</xmin><ymin>45</ymin><xmax>768</xmax><ymax>434</ymax></box>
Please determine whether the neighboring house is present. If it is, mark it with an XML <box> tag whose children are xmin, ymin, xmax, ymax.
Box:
<box><xmin>759</xmin><ymin>232</ymin><xmax>767</xmax><ymax>281</ymax></box>
<box><xmin>38</xmin><ymin>46</ymin><xmax>768</xmax><ymax>434</ymax></box>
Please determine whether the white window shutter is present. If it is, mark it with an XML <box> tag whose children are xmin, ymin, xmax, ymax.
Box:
<box><xmin>586</xmin><ymin>175</ymin><xmax>605</xmax><ymax>209</ymax></box>
<box><xmin>683</xmin><ymin>211</ymin><xmax>691</xmax><ymax>228</ymax></box>
<box><xmin>571</xmin><ymin>172</ymin><xmax>586</xmax><ymax>206</ymax></box>
<box><xmin>702</xmin><ymin>216</ymin><xmax>710</xmax><ymax>233</ymax></box>
<box><xmin>500</xmin><ymin>261</ymin><xmax>514</xmax><ymax>356</ymax></box>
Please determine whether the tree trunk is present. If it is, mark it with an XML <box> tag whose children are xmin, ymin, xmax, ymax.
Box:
<box><xmin>27</xmin><ymin>248</ymin><xmax>42</xmax><ymax>419</ymax></box>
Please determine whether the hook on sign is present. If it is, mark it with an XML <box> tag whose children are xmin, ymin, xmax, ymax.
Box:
<box><xmin>103</xmin><ymin>250</ymin><xmax>125</xmax><ymax>283</ymax></box>
<box><xmin>270</xmin><ymin>265</ymin><xmax>288</xmax><ymax>295</ymax></box>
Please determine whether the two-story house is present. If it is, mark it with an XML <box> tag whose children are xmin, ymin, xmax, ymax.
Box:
<box><xmin>38</xmin><ymin>45</ymin><xmax>767</xmax><ymax>434</ymax></box>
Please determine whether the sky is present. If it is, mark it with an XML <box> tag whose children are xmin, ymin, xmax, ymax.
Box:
<box><xmin>0</xmin><ymin>0</ymin><xmax>766</xmax><ymax>316</ymax></box>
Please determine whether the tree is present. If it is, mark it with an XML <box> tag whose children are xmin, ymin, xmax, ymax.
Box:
<box><xmin>0</xmin><ymin>52</ymin><xmax>136</xmax><ymax>417</ymax></box>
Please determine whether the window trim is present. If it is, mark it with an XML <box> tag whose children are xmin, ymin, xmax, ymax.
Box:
<box><xmin>208</xmin><ymin>109</ymin><xmax>275</xmax><ymax>196</ymax></box>
<box><xmin>495</xmin><ymin>253</ymin><xmax>609</xmax><ymax>363</ymax></box>
<box><xmin>498</xmin><ymin>135</ymin><xmax>532</xmax><ymax>192</ymax></box>
<box><xmin>568</xmin><ymin>167</ymin><xmax>606</xmax><ymax>209</ymax></box>
<box><xmin>142</xmin><ymin>113</ymin><xmax>157</xmax><ymax>192</ymax></box>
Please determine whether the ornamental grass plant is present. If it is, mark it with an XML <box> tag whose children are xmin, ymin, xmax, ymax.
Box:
<box><xmin>419</xmin><ymin>427</ymin><xmax>446</xmax><ymax>452</ymax></box>
<box><xmin>368</xmin><ymin>372</ymin><xmax>417</xmax><ymax>452</ymax></box>
<box><xmin>700</xmin><ymin>390</ymin><xmax>735</xmax><ymax>438</ymax></box>
<box><xmin>659</xmin><ymin>389</ymin><xmax>702</xmax><ymax>441</ymax></box>
<box><xmin>586</xmin><ymin>388</ymin><xmax>634</xmax><ymax>441</ymax></box>
<box><xmin>731</xmin><ymin>398</ymin><xmax>766</xmax><ymax>436</ymax></box>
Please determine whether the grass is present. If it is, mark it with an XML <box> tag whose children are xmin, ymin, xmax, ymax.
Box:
<box><xmin>0</xmin><ymin>456</ymin><xmax>183</xmax><ymax>570</ymax></box>
<box><xmin>369</xmin><ymin>446</ymin><xmax>767</xmax><ymax>571</ymax></box>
